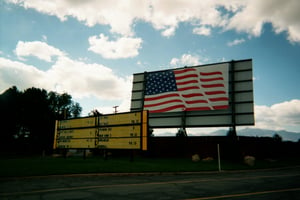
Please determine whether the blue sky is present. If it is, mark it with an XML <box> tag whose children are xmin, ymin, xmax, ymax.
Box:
<box><xmin>1</xmin><ymin>0</ymin><xmax>300</xmax><ymax>134</ymax></box>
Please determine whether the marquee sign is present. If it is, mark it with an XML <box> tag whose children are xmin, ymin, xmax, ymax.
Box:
<box><xmin>130</xmin><ymin>59</ymin><xmax>254</xmax><ymax>128</ymax></box>
<box><xmin>53</xmin><ymin>110</ymin><xmax>148</xmax><ymax>150</ymax></box>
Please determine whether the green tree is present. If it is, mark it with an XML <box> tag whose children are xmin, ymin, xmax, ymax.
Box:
<box><xmin>0</xmin><ymin>86</ymin><xmax>22</xmax><ymax>149</ymax></box>
<box><xmin>48</xmin><ymin>91</ymin><xmax>71</xmax><ymax>119</ymax></box>
<box><xmin>176</xmin><ymin>128</ymin><xmax>187</xmax><ymax>137</ymax></box>
<box><xmin>20</xmin><ymin>87</ymin><xmax>51</xmax><ymax>152</ymax></box>
<box><xmin>0</xmin><ymin>86</ymin><xmax>82</xmax><ymax>154</ymax></box>
<box><xmin>70</xmin><ymin>102</ymin><xmax>82</xmax><ymax>118</ymax></box>
<box><xmin>273</xmin><ymin>133</ymin><xmax>282</xmax><ymax>142</ymax></box>
<box><xmin>48</xmin><ymin>91</ymin><xmax>82</xmax><ymax>119</ymax></box>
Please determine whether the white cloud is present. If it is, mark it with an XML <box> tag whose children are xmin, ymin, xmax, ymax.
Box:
<box><xmin>9</xmin><ymin>0</ymin><xmax>148</xmax><ymax>36</ymax></box>
<box><xmin>4</xmin><ymin>0</ymin><xmax>231</xmax><ymax>37</ymax></box>
<box><xmin>42</xmin><ymin>35</ymin><xmax>47</xmax><ymax>42</ymax></box>
<box><xmin>226</xmin><ymin>0</ymin><xmax>300</xmax><ymax>43</ymax></box>
<box><xmin>147</xmin><ymin>0</ymin><xmax>227</xmax><ymax>37</ymax></box>
<box><xmin>1</xmin><ymin>43</ymin><xmax>131</xmax><ymax>101</ymax></box>
<box><xmin>15</xmin><ymin>41</ymin><xmax>65</xmax><ymax>62</ymax></box>
<box><xmin>170</xmin><ymin>54</ymin><xmax>201</xmax><ymax>67</ymax></box>
<box><xmin>92</xmin><ymin>77</ymin><xmax>133</xmax><ymax>114</ymax></box>
<box><xmin>0</xmin><ymin>57</ymin><xmax>45</xmax><ymax>92</ymax></box>
<box><xmin>161</xmin><ymin>26</ymin><xmax>176</xmax><ymax>37</ymax></box>
<box><xmin>88</xmin><ymin>34</ymin><xmax>142</xmax><ymax>59</ymax></box>
<box><xmin>227</xmin><ymin>38</ymin><xmax>245</xmax><ymax>46</ymax></box>
<box><xmin>9</xmin><ymin>0</ymin><xmax>300</xmax><ymax>43</ymax></box>
<box><xmin>255</xmin><ymin>99</ymin><xmax>300</xmax><ymax>132</ymax></box>
<box><xmin>193</xmin><ymin>26</ymin><xmax>211</xmax><ymax>36</ymax></box>
<box><xmin>46</xmin><ymin>56</ymin><xmax>131</xmax><ymax>99</ymax></box>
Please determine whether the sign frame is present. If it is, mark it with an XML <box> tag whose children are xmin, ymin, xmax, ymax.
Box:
<box><xmin>130</xmin><ymin>59</ymin><xmax>254</xmax><ymax>129</ymax></box>
<box><xmin>53</xmin><ymin>110</ymin><xmax>148</xmax><ymax>150</ymax></box>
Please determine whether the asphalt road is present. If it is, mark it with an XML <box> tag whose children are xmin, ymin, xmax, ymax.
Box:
<box><xmin>1</xmin><ymin>166</ymin><xmax>300</xmax><ymax>200</ymax></box>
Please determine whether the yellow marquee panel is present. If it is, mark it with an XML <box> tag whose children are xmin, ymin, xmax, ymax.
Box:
<box><xmin>58</xmin><ymin>117</ymin><xmax>96</xmax><ymax>129</ymax></box>
<box><xmin>96</xmin><ymin>138</ymin><xmax>141</xmax><ymax>149</ymax></box>
<box><xmin>99</xmin><ymin>112</ymin><xmax>141</xmax><ymax>126</ymax></box>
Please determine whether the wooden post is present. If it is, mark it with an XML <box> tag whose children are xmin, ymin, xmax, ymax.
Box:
<box><xmin>217</xmin><ymin>144</ymin><xmax>221</xmax><ymax>172</ymax></box>
<box><xmin>83</xmin><ymin>149</ymin><xmax>87</xmax><ymax>160</ymax></box>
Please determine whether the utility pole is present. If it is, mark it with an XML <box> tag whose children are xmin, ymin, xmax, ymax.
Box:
<box><xmin>113</xmin><ymin>106</ymin><xmax>119</xmax><ymax>114</ymax></box>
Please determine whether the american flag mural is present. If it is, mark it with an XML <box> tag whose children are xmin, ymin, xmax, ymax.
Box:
<box><xmin>144</xmin><ymin>64</ymin><xmax>229</xmax><ymax>113</ymax></box>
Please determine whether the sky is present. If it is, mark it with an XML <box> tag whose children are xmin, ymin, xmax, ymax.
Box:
<box><xmin>1</xmin><ymin>0</ymin><xmax>300</xmax><ymax>135</ymax></box>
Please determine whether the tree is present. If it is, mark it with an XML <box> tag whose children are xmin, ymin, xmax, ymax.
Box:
<box><xmin>48</xmin><ymin>91</ymin><xmax>82</xmax><ymax>119</ymax></box>
<box><xmin>273</xmin><ymin>133</ymin><xmax>282</xmax><ymax>142</ymax></box>
<box><xmin>20</xmin><ymin>87</ymin><xmax>51</xmax><ymax>152</ymax></box>
<box><xmin>0</xmin><ymin>86</ymin><xmax>82</xmax><ymax>154</ymax></box>
<box><xmin>0</xmin><ymin>86</ymin><xmax>22</xmax><ymax>149</ymax></box>
<box><xmin>70</xmin><ymin>102</ymin><xmax>82</xmax><ymax>118</ymax></box>
<box><xmin>227</xmin><ymin>127</ymin><xmax>237</xmax><ymax>137</ymax></box>
<box><xmin>48</xmin><ymin>91</ymin><xmax>71</xmax><ymax>119</ymax></box>
<box><xmin>89</xmin><ymin>109</ymin><xmax>102</xmax><ymax>116</ymax></box>
<box><xmin>176</xmin><ymin>128</ymin><xmax>187</xmax><ymax>137</ymax></box>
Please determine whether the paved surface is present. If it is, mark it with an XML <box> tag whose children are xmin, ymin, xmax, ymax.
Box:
<box><xmin>1</xmin><ymin>167</ymin><xmax>300</xmax><ymax>200</ymax></box>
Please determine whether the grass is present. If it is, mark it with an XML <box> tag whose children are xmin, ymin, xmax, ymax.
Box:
<box><xmin>1</xmin><ymin>156</ymin><xmax>299</xmax><ymax>178</ymax></box>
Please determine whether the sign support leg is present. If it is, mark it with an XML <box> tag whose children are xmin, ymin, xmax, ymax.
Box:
<box><xmin>103</xmin><ymin>149</ymin><xmax>108</xmax><ymax>160</ymax></box>
<box><xmin>83</xmin><ymin>149</ymin><xmax>87</xmax><ymax>160</ymax></box>
<box><xmin>181</xmin><ymin>110</ymin><xmax>187</xmax><ymax>137</ymax></box>
<box><xmin>217</xmin><ymin>144</ymin><xmax>221</xmax><ymax>172</ymax></box>
<box><xmin>230</xmin><ymin>60</ymin><xmax>237</xmax><ymax>138</ymax></box>
<box><xmin>130</xmin><ymin>149</ymin><xmax>134</xmax><ymax>162</ymax></box>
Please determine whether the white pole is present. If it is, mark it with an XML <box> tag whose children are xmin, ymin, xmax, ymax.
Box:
<box><xmin>217</xmin><ymin>143</ymin><xmax>221</xmax><ymax>172</ymax></box>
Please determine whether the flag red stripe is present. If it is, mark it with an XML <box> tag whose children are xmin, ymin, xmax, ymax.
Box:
<box><xmin>144</xmin><ymin>93</ymin><xmax>180</xmax><ymax>101</ymax></box>
<box><xmin>176</xmin><ymin>80</ymin><xmax>198</xmax><ymax>85</ymax></box>
<box><xmin>144</xmin><ymin>99</ymin><xmax>183</xmax><ymax>107</ymax></box>
<box><xmin>200</xmin><ymin>77</ymin><xmax>224</xmax><ymax>82</ymax></box>
<box><xmin>178</xmin><ymin>86</ymin><xmax>200</xmax><ymax>91</ymax></box>
<box><xmin>200</xmin><ymin>71</ymin><xmax>222</xmax><ymax>76</ymax></box>
<box><xmin>174</xmin><ymin>68</ymin><xmax>196</xmax><ymax>74</ymax></box>
<box><xmin>175</xmin><ymin>74</ymin><xmax>198</xmax><ymax>80</ymax></box>
<box><xmin>213</xmin><ymin>105</ymin><xmax>229</xmax><ymax>110</ymax></box>
<box><xmin>202</xmin><ymin>83</ymin><xmax>224</xmax><ymax>88</ymax></box>
<box><xmin>209</xmin><ymin>97</ymin><xmax>229</xmax><ymax>102</ymax></box>
<box><xmin>185</xmin><ymin>100</ymin><xmax>208</xmax><ymax>104</ymax></box>
<box><xmin>181</xmin><ymin>93</ymin><xmax>204</xmax><ymax>98</ymax></box>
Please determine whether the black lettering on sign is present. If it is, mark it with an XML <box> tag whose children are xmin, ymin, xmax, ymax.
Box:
<box><xmin>129</xmin><ymin>141</ymin><xmax>137</xmax><ymax>145</ymax></box>
<box><xmin>59</xmin><ymin>136</ymin><xmax>73</xmax><ymax>139</ymax></box>
<box><xmin>99</xmin><ymin>127</ymin><xmax>112</xmax><ymax>132</ymax></box>
<box><xmin>98</xmin><ymin>134</ymin><xmax>110</xmax><ymax>142</ymax></box>
<box><xmin>61</xmin><ymin>139</ymin><xmax>71</xmax><ymax>143</ymax></box>
<box><xmin>130</xmin><ymin>133</ymin><xmax>137</xmax><ymax>137</ymax></box>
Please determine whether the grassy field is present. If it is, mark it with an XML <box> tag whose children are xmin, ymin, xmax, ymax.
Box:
<box><xmin>1</xmin><ymin>155</ymin><xmax>300</xmax><ymax>177</ymax></box>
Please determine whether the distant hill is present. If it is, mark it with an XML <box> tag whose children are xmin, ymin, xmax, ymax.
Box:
<box><xmin>154</xmin><ymin>128</ymin><xmax>300</xmax><ymax>142</ymax></box>
<box><xmin>211</xmin><ymin>128</ymin><xmax>300</xmax><ymax>142</ymax></box>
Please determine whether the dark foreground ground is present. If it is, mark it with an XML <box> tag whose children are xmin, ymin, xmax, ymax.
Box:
<box><xmin>1</xmin><ymin>166</ymin><xmax>300</xmax><ymax>200</ymax></box>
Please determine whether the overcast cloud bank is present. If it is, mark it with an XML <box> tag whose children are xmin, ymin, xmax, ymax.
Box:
<box><xmin>8</xmin><ymin>0</ymin><xmax>300</xmax><ymax>44</ymax></box>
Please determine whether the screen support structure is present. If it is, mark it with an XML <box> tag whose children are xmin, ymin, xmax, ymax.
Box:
<box><xmin>141</xmin><ymin>72</ymin><xmax>147</xmax><ymax>110</ymax></box>
<box><xmin>180</xmin><ymin>110</ymin><xmax>188</xmax><ymax>137</ymax></box>
<box><xmin>230</xmin><ymin>60</ymin><xmax>237</xmax><ymax>137</ymax></box>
